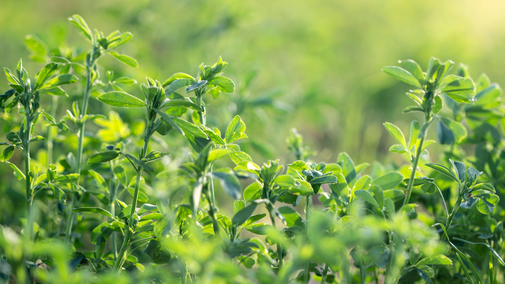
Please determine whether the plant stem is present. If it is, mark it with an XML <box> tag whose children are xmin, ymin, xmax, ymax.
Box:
<box><xmin>46</xmin><ymin>96</ymin><xmax>58</xmax><ymax>166</ymax></box>
<box><xmin>113</xmin><ymin>130</ymin><xmax>151</xmax><ymax>272</ymax></box>
<box><xmin>65</xmin><ymin>59</ymin><xmax>94</xmax><ymax>244</ymax></box>
<box><xmin>266</xmin><ymin>206</ymin><xmax>284</xmax><ymax>268</ymax></box>
<box><xmin>403</xmin><ymin>126</ymin><xmax>427</xmax><ymax>206</ymax></box>
<box><xmin>196</xmin><ymin>92</ymin><xmax>205</xmax><ymax>125</ymax></box>
<box><xmin>303</xmin><ymin>195</ymin><xmax>311</xmax><ymax>284</ymax></box>
<box><xmin>110</xmin><ymin>161</ymin><xmax>118</xmax><ymax>261</ymax></box>
<box><xmin>24</xmin><ymin>109</ymin><xmax>33</xmax><ymax>241</ymax></box>
<box><xmin>205</xmin><ymin>179</ymin><xmax>220</xmax><ymax>235</ymax></box>
<box><xmin>441</xmin><ymin>194</ymin><xmax>462</xmax><ymax>242</ymax></box>
<box><xmin>360</xmin><ymin>265</ymin><xmax>366</xmax><ymax>284</ymax></box>
<box><xmin>320</xmin><ymin>263</ymin><xmax>329</xmax><ymax>284</ymax></box>
<box><xmin>113</xmin><ymin>167</ymin><xmax>142</xmax><ymax>272</ymax></box>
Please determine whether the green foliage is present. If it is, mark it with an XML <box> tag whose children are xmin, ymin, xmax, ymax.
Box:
<box><xmin>0</xmin><ymin>15</ymin><xmax>504</xmax><ymax>284</ymax></box>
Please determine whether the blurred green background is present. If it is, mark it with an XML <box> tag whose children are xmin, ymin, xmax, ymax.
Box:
<box><xmin>1</xmin><ymin>0</ymin><xmax>505</xmax><ymax>165</ymax></box>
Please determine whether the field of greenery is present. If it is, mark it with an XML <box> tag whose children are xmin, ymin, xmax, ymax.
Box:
<box><xmin>1</xmin><ymin>1</ymin><xmax>505</xmax><ymax>283</ymax></box>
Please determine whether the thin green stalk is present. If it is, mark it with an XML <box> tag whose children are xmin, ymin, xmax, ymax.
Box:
<box><xmin>267</xmin><ymin>206</ymin><xmax>284</xmax><ymax>268</ymax></box>
<box><xmin>196</xmin><ymin>92</ymin><xmax>205</xmax><ymax>125</ymax></box>
<box><xmin>113</xmin><ymin>167</ymin><xmax>142</xmax><ymax>272</ymax></box>
<box><xmin>65</xmin><ymin>59</ymin><xmax>94</xmax><ymax>244</ymax></box>
<box><xmin>24</xmin><ymin>109</ymin><xmax>33</xmax><ymax>241</ymax></box>
<box><xmin>303</xmin><ymin>195</ymin><xmax>311</xmax><ymax>284</ymax></box>
<box><xmin>403</xmin><ymin>127</ymin><xmax>427</xmax><ymax>206</ymax></box>
<box><xmin>205</xmin><ymin>179</ymin><xmax>220</xmax><ymax>235</ymax></box>
<box><xmin>360</xmin><ymin>265</ymin><xmax>366</xmax><ymax>284</ymax></box>
<box><xmin>46</xmin><ymin>96</ymin><xmax>58</xmax><ymax>166</ymax></box>
<box><xmin>320</xmin><ymin>263</ymin><xmax>329</xmax><ymax>284</ymax></box>
<box><xmin>109</xmin><ymin>161</ymin><xmax>118</xmax><ymax>261</ymax></box>
<box><xmin>113</xmin><ymin>130</ymin><xmax>151</xmax><ymax>272</ymax></box>
<box><xmin>441</xmin><ymin>193</ymin><xmax>462</xmax><ymax>242</ymax></box>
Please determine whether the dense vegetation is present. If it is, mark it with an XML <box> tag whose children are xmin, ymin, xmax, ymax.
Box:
<box><xmin>1</xmin><ymin>14</ymin><xmax>504</xmax><ymax>284</ymax></box>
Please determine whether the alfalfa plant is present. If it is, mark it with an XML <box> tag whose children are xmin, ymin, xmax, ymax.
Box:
<box><xmin>1</xmin><ymin>59</ymin><xmax>78</xmax><ymax>240</ymax></box>
<box><xmin>63</xmin><ymin>14</ymin><xmax>138</xmax><ymax>244</ymax></box>
<box><xmin>85</xmin><ymin>56</ymin><xmax>239</xmax><ymax>273</ymax></box>
<box><xmin>383</xmin><ymin>58</ymin><xmax>503</xmax><ymax>283</ymax></box>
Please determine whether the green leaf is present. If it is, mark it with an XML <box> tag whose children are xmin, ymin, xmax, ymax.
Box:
<box><xmin>244</xmin><ymin>182</ymin><xmax>262</xmax><ymax>201</ymax></box>
<box><xmin>273</xmin><ymin>175</ymin><xmax>297</xmax><ymax>188</ymax></box>
<box><xmin>425</xmin><ymin>163</ymin><xmax>458</xmax><ymax>182</ymax></box>
<box><xmin>68</xmin><ymin>14</ymin><xmax>93</xmax><ymax>42</ymax></box>
<box><xmin>373</xmin><ymin>172</ymin><xmax>403</xmax><ymax>190</ymax></box>
<box><xmin>153</xmin><ymin>109</ymin><xmax>184</xmax><ymax>136</ymax></box>
<box><xmin>208</xmin><ymin>76</ymin><xmax>235</xmax><ymax>93</ymax></box>
<box><xmin>383</xmin><ymin>122</ymin><xmax>406</xmax><ymax>148</ymax></box>
<box><xmin>440</xmin><ymin>75</ymin><xmax>475</xmax><ymax>103</ymax></box>
<box><xmin>244</xmin><ymin>223</ymin><xmax>271</xmax><ymax>235</ymax></box>
<box><xmin>369</xmin><ymin>185</ymin><xmax>384</xmax><ymax>208</ymax></box>
<box><xmin>73</xmin><ymin>207</ymin><xmax>113</xmax><ymax>218</ymax></box>
<box><xmin>6</xmin><ymin>161</ymin><xmax>25</xmax><ymax>180</ymax></box>
<box><xmin>173</xmin><ymin>117</ymin><xmax>208</xmax><ymax>138</ymax></box>
<box><xmin>162</xmin><ymin>73</ymin><xmax>196</xmax><ymax>88</ymax></box>
<box><xmin>277</xmin><ymin>206</ymin><xmax>304</xmax><ymax>228</ymax></box>
<box><xmin>338</xmin><ymin>152</ymin><xmax>356</xmax><ymax>185</ymax></box>
<box><xmin>109</xmin><ymin>52</ymin><xmax>138</xmax><ymax>68</ymax></box>
<box><xmin>354</xmin><ymin>189</ymin><xmax>380</xmax><ymax>209</ymax></box>
<box><xmin>98</xmin><ymin>92</ymin><xmax>145</xmax><ymax>108</ymax></box>
<box><xmin>389</xmin><ymin>144</ymin><xmax>406</xmax><ymax>154</ymax></box>
<box><xmin>0</xmin><ymin>146</ymin><xmax>15</xmax><ymax>161</ymax></box>
<box><xmin>471</xmin><ymin>183</ymin><xmax>495</xmax><ymax>193</ymax></box>
<box><xmin>114</xmin><ymin>165</ymin><xmax>128</xmax><ymax>186</ymax></box>
<box><xmin>128</xmin><ymin>187</ymin><xmax>149</xmax><ymax>203</ymax></box>
<box><xmin>212</xmin><ymin>169</ymin><xmax>241</xmax><ymax>199</ymax></box>
<box><xmin>385</xmin><ymin>198</ymin><xmax>395</xmax><ymax>215</ymax></box>
<box><xmin>416</xmin><ymin>255</ymin><xmax>453</xmax><ymax>266</ymax></box>
<box><xmin>384</xmin><ymin>189</ymin><xmax>404</xmax><ymax>201</ymax></box>
<box><xmin>225</xmin><ymin>115</ymin><xmax>248</xmax><ymax>143</ymax></box>
<box><xmin>114</xmin><ymin>77</ymin><xmax>137</xmax><ymax>85</ymax></box>
<box><xmin>476</xmin><ymin>195</ymin><xmax>499</xmax><ymax>214</ymax></box>
<box><xmin>383</xmin><ymin>66</ymin><xmax>421</xmax><ymax>88</ymax></box>
<box><xmin>25</xmin><ymin>35</ymin><xmax>47</xmax><ymax>58</ymax></box>
<box><xmin>54</xmin><ymin>174</ymin><xmax>79</xmax><ymax>184</ymax></box>
<box><xmin>398</xmin><ymin>59</ymin><xmax>424</xmax><ymax>85</ymax></box>
<box><xmin>232</xmin><ymin>203</ymin><xmax>258</xmax><ymax>226</ymax></box>
<box><xmin>452</xmin><ymin>237</ymin><xmax>505</xmax><ymax>266</ymax></box>
<box><xmin>450</xmin><ymin>160</ymin><xmax>466</xmax><ymax>183</ymax></box>
<box><xmin>165</xmin><ymin>78</ymin><xmax>196</xmax><ymax>96</ymax></box>
<box><xmin>49</xmin><ymin>184</ymin><xmax>66</xmax><ymax>202</ymax></box>
<box><xmin>39</xmin><ymin>74</ymin><xmax>78</xmax><ymax>90</ymax></box>
<box><xmin>107</xmin><ymin>32</ymin><xmax>133</xmax><ymax>49</ymax></box>
<box><xmin>403</xmin><ymin>106</ymin><xmax>424</xmax><ymax>114</ymax></box>
<box><xmin>408</xmin><ymin>120</ymin><xmax>421</xmax><ymax>150</ymax></box>
<box><xmin>244</xmin><ymin>214</ymin><xmax>266</xmax><ymax>227</ymax></box>
<box><xmin>433</xmin><ymin>96</ymin><xmax>443</xmax><ymax>114</ymax></box>
<box><xmin>233</xmin><ymin>200</ymin><xmax>246</xmax><ymax>214</ymax></box>
<box><xmin>40</xmin><ymin>87</ymin><xmax>68</xmax><ymax>96</ymax></box>
<box><xmin>475</xmin><ymin>83</ymin><xmax>502</xmax><ymax>106</ymax></box>
<box><xmin>161</xmin><ymin>99</ymin><xmax>203</xmax><ymax>112</ymax></box>
<box><xmin>310</xmin><ymin>175</ymin><xmax>337</xmax><ymax>185</ymax></box>
<box><xmin>439</xmin><ymin>118</ymin><xmax>467</xmax><ymax>143</ymax></box>
<box><xmin>437</xmin><ymin>119</ymin><xmax>455</xmax><ymax>145</ymax></box>
<box><xmin>416</xmin><ymin>265</ymin><xmax>435</xmax><ymax>279</ymax></box>
<box><xmin>87</xmin><ymin>151</ymin><xmax>120</xmax><ymax>164</ymax></box>
<box><xmin>35</xmin><ymin>63</ymin><xmax>58</xmax><ymax>89</ymax></box>
<box><xmin>230</xmin><ymin>151</ymin><xmax>252</xmax><ymax>165</ymax></box>
<box><xmin>289</xmin><ymin>180</ymin><xmax>313</xmax><ymax>196</ymax></box>
<box><xmin>239</xmin><ymin>257</ymin><xmax>255</xmax><ymax>269</ymax></box>
<box><xmin>434</xmin><ymin>223</ymin><xmax>482</xmax><ymax>284</ymax></box>
<box><xmin>4</xmin><ymin>67</ymin><xmax>21</xmax><ymax>86</ymax></box>
<box><xmin>208</xmin><ymin>149</ymin><xmax>231</xmax><ymax>163</ymax></box>
<box><xmin>186</xmin><ymin>80</ymin><xmax>207</xmax><ymax>92</ymax></box>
